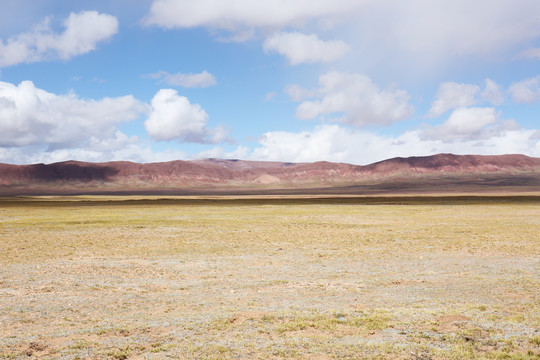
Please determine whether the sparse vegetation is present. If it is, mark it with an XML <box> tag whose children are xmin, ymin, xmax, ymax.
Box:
<box><xmin>0</xmin><ymin>195</ymin><xmax>538</xmax><ymax>359</ymax></box>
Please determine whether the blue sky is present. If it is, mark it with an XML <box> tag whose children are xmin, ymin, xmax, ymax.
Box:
<box><xmin>1</xmin><ymin>0</ymin><xmax>540</xmax><ymax>165</ymax></box>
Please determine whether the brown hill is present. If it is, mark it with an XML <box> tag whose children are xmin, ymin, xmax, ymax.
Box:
<box><xmin>363</xmin><ymin>153</ymin><xmax>540</xmax><ymax>176</ymax></box>
<box><xmin>0</xmin><ymin>153</ymin><xmax>539</xmax><ymax>195</ymax></box>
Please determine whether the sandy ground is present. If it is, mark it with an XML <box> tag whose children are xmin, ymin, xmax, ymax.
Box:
<box><xmin>0</xmin><ymin>197</ymin><xmax>539</xmax><ymax>359</ymax></box>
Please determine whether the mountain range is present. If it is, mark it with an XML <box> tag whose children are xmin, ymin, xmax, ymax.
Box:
<box><xmin>1</xmin><ymin>153</ymin><xmax>539</xmax><ymax>195</ymax></box>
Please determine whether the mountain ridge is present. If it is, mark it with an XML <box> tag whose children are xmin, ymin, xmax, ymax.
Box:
<box><xmin>1</xmin><ymin>153</ymin><xmax>539</xmax><ymax>195</ymax></box>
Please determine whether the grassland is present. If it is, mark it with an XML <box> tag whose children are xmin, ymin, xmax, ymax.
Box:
<box><xmin>0</xmin><ymin>195</ymin><xmax>539</xmax><ymax>359</ymax></box>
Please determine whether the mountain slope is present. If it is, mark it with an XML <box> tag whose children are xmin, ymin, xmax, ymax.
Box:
<box><xmin>0</xmin><ymin>154</ymin><xmax>539</xmax><ymax>195</ymax></box>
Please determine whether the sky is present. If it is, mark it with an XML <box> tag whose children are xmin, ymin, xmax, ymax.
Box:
<box><xmin>1</xmin><ymin>0</ymin><xmax>540</xmax><ymax>165</ymax></box>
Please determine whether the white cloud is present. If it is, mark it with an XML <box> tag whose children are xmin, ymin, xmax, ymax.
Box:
<box><xmin>144</xmin><ymin>89</ymin><xmax>227</xmax><ymax>143</ymax></box>
<box><xmin>518</xmin><ymin>47</ymin><xmax>540</xmax><ymax>59</ymax></box>
<box><xmin>0</xmin><ymin>11</ymin><xmax>118</xmax><ymax>67</ymax></box>
<box><xmin>290</xmin><ymin>71</ymin><xmax>413</xmax><ymax>126</ymax></box>
<box><xmin>0</xmin><ymin>80</ymin><xmax>152</xmax><ymax>164</ymax></box>
<box><xmin>0</xmin><ymin>135</ymin><xmax>191</xmax><ymax>165</ymax></box>
<box><xmin>263</xmin><ymin>32</ymin><xmax>350</xmax><ymax>65</ymax></box>
<box><xmin>252</xmin><ymin>125</ymin><xmax>352</xmax><ymax>163</ymax></box>
<box><xmin>147</xmin><ymin>70</ymin><xmax>217</xmax><ymax>88</ymax></box>
<box><xmin>248</xmin><ymin>124</ymin><xmax>540</xmax><ymax>165</ymax></box>
<box><xmin>0</xmin><ymin>81</ymin><xmax>236</xmax><ymax>165</ymax></box>
<box><xmin>284</xmin><ymin>84</ymin><xmax>318</xmax><ymax>102</ymax></box>
<box><xmin>3</xmin><ymin>122</ymin><xmax>538</xmax><ymax>166</ymax></box>
<box><xmin>428</xmin><ymin>82</ymin><xmax>480</xmax><ymax>117</ymax></box>
<box><xmin>422</xmin><ymin>107</ymin><xmax>519</xmax><ymax>142</ymax></box>
<box><xmin>192</xmin><ymin>145</ymin><xmax>251</xmax><ymax>160</ymax></box>
<box><xmin>144</xmin><ymin>0</ymin><xmax>540</xmax><ymax>68</ymax></box>
<box><xmin>508</xmin><ymin>76</ymin><xmax>540</xmax><ymax>103</ymax></box>
<box><xmin>264</xmin><ymin>92</ymin><xmax>276</xmax><ymax>102</ymax></box>
<box><xmin>144</xmin><ymin>0</ymin><xmax>362</xmax><ymax>30</ymax></box>
<box><xmin>0</xmin><ymin>80</ymin><xmax>144</xmax><ymax>149</ymax></box>
<box><xmin>481</xmin><ymin>79</ymin><xmax>505</xmax><ymax>106</ymax></box>
<box><xmin>349</xmin><ymin>1</ymin><xmax>540</xmax><ymax>64</ymax></box>
<box><xmin>31</xmin><ymin>131</ymin><xmax>145</xmax><ymax>164</ymax></box>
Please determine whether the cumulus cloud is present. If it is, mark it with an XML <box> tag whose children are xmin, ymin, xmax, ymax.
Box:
<box><xmin>0</xmin><ymin>134</ymin><xmax>192</xmax><ymax>165</ymax></box>
<box><xmin>3</xmin><ymin>123</ymin><xmax>539</xmax><ymax>166</ymax></box>
<box><xmin>508</xmin><ymin>76</ymin><xmax>540</xmax><ymax>103</ymax></box>
<box><xmin>0</xmin><ymin>80</ymin><xmax>144</xmax><ymax>149</ymax></box>
<box><xmin>147</xmin><ymin>70</ymin><xmax>217</xmax><ymax>88</ymax></box>
<box><xmin>143</xmin><ymin>0</ymin><xmax>540</xmax><ymax>67</ymax></box>
<box><xmin>252</xmin><ymin>125</ymin><xmax>352</xmax><ymax>163</ymax></box>
<box><xmin>263</xmin><ymin>32</ymin><xmax>350</xmax><ymax>65</ymax></box>
<box><xmin>421</xmin><ymin>107</ymin><xmax>520</xmax><ymax>142</ymax></box>
<box><xmin>283</xmin><ymin>84</ymin><xmax>318</xmax><ymax>102</ymax></box>
<box><xmin>0</xmin><ymin>11</ymin><xmax>118</xmax><ymax>67</ymax></box>
<box><xmin>0</xmin><ymin>81</ymin><xmax>237</xmax><ymax>165</ymax></box>
<box><xmin>248</xmin><ymin>124</ymin><xmax>540</xmax><ymax>165</ymax></box>
<box><xmin>289</xmin><ymin>71</ymin><xmax>413</xmax><ymax>126</ymax></box>
<box><xmin>192</xmin><ymin>145</ymin><xmax>251</xmax><ymax>160</ymax></box>
<box><xmin>428</xmin><ymin>82</ymin><xmax>480</xmax><ymax>117</ymax></box>
<box><xmin>0</xmin><ymin>81</ymin><xmax>235</xmax><ymax>165</ymax></box>
<box><xmin>144</xmin><ymin>89</ymin><xmax>228</xmax><ymax>143</ymax></box>
<box><xmin>144</xmin><ymin>0</ymin><xmax>361</xmax><ymax>31</ymax></box>
<box><xmin>481</xmin><ymin>79</ymin><xmax>505</xmax><ymax>106</ymax></box>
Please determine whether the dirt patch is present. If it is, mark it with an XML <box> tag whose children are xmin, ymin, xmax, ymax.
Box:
<box><xmin>24</xmin><ymin>342</ymin><xmax>48</xmax><ymax>357</ymax></box>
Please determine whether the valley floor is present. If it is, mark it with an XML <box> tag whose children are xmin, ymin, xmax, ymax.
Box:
<box><xmin>0</xmin><ymin>196</ymin><xmax>539</xmax><ymax>359</ymax></box>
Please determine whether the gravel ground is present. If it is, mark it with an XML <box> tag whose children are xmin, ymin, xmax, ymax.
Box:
<box><xmin>0</xmin><ymin>197</ymin><xmax>539</xmax><ymax>359</ymax></box>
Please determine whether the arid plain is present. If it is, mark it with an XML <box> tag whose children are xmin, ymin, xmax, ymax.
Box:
<box><xmin>0</xmin><ymin>195</ymin><xmax>539</xmax><ymax>359</ymax></box>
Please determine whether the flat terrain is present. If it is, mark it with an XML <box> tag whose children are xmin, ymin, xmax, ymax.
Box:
<box><xmin>0</xmin><ymin>196</ymin><xmax>539</xmax><ymax>359</ymax></box>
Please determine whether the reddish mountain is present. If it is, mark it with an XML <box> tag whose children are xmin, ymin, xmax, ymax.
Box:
<box><xmin>0</xmin><ymin>154</ymin><xmax>539</xmax><ymax>195</ymax></box>
<box><xmin>362</xmin><ymin>153</ymin><xmax>540</xmax><ymax>176</ymax></box>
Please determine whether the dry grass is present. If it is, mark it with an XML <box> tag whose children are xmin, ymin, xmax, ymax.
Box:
<box><xmin>0</xmin><ymin>196</ymin><xmax>539</xmax><ymax>359</ymax></box>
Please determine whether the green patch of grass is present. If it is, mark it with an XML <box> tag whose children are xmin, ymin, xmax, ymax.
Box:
<box><xmin>69</xmin><ymin>340</ymin><xmax>90</xmax><ymax>350</ymax></box>
<box><xmin>272</xmin><ymin>310</ymin><xmax>392</xmax><ymax>335</ymax></box>
<box><xmin>106</xmin><ymin>345</ymin><xmax>131</xmax><ymax>360</ymax></box>
<box><xmin>149</xmin><ymin>342</ymin><xmax>174</xmax><ymax>353</ymax></box>
<box><xmin>485</xmin><ymin>351</ymin><xmax>540</xmax><ymax>360</ymax></box>
<box><xmin>0</xmin><ymin>353</ymin><xmax>17</xmax><ymax>359</ymax></box>
<box><xmin>529</xmin><ymin>336</ymin><xmax>540</xmax><ymax>346</ymax></box>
